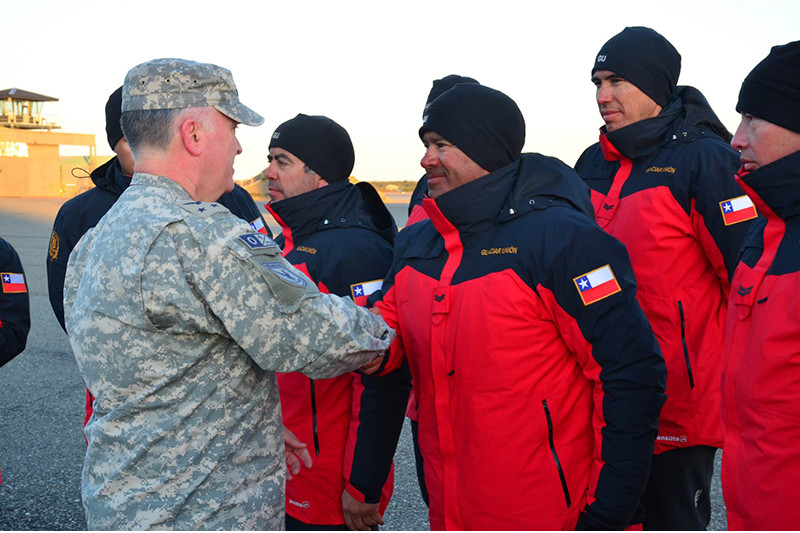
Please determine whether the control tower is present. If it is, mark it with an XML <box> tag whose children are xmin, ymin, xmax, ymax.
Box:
<box><xmin>0</xmin><ymin>88</ymin><xmax>97</xmax><ymax>197</ymax></box>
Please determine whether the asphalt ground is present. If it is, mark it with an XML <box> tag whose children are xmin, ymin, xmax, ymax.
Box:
<box><xmin>0</xmin><ymin>196</ymin><xmax>725</xmax><ymax>530</ymax></box>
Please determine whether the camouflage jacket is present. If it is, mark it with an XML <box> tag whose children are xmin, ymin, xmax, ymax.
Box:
<box><xmin>64</xmin><ymin>173</ymin><xmax>393</xmax><ymax>530</ymax></box>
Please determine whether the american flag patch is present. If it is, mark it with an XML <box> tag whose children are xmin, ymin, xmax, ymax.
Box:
<box><xmin>720</xmin><ymin>195</ymin><xmax>757</xmax><ymax>226</ymax></box>
<box><xmin>574</xmin><ymin>265</ymin><xmax>621</xmax><ymax>306</ymax></box>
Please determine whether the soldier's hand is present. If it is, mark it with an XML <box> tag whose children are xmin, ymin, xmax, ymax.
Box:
<box><xmin>284</xmin><ymin>426</ymin><xmax>312</xmax><ymax>481</ymax></box>
<box><xmin>359</xmin><ymin>354</ymin><xmax>384</xmax><ymax>376</ymax></box>
<box><xmin>342</xmin><ymin>490</ymin><xmax>384</xmax><ymax>531</ymax></box>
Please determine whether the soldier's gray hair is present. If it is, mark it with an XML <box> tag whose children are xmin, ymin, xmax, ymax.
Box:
<box><xmin>121</xmin><ymin>107</ymin><xmax>214</xmax><ymax>156</ymax></box>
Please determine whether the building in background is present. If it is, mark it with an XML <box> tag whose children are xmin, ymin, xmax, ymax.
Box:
<box><xmin>0</xmin><ymin>88</ymin><xmax>98</xmax><ymax>197</ymax></box>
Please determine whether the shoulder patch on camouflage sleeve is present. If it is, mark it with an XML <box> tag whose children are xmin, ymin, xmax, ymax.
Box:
<box><xmin>252</xmin><ymin>258</ymin><xmax>317</xmax><ymax>310</ymax></box>
<box><xmin>226</xmin><ymin>233</ymin><xmax>281</xmax><ymax>261</ymax></box>
<box><xmin>224</xmin><ymin>233</ymin><xmax>315</xmax><ymax>310</ymax></box>
<box><xmin>258</xmin><ymin>261</ymin><xmax>308</xmax><ymax>287</ymax></box>
<box><xmin>178</xmin><ymin>201</ymin><xmax>230</xmax><ymax>218</ymax></box>
<box><xmin>237</xmin><ymin>232</ymin><xmax>275</xmax><ymax>250</ymax></box>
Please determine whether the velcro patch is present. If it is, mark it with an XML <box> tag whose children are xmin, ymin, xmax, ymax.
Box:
<box><xmin>260</xmin><ymin>262</ymin><xmax>308</xmax><ymax>287</ymax></box>
<box><xmin>179</xmin><ymin>201</ymin><xmax>229</xmax><ymax>218</ymax></box>
<box><xmin>238</xmin><ymin>232</ymin><xmax>274</xmax><ymax>250</ymax></box>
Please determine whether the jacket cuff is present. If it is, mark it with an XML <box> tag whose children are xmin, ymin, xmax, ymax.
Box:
<box><xmin>344</xmin><ymin>479</ymin><xmax>380</xmax><ymax>505</ymax></box>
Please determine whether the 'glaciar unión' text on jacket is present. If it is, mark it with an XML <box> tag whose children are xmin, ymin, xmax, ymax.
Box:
<box><xmin>377</xmin><ymin>154</ymin><xmax>666</xmax><ymax>530</ymax></box>
<box><xmin>268</xmin><ymin>180</ymin><xmax>411</xmax><ymax>525</ymax></box>
<box><xmin>574</xmin><ymin>86</ymin><xmax>753</xmax><ymax>453</ymax></box>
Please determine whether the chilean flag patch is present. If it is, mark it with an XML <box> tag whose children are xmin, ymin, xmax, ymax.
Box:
<box><xmin>574</xmin><ymin>265</ymin><xmax>621</xmax><ymax>306</ymax></box>
<box><xmin>1</xmin><ymin>272</ymin><xmax>27</xmax><ymax>293</ymax></box>
<box><xmin>351</xmin><ymin>279</ymin><xmax>383</xmax><ymax>307</ymax></box>
<box><xmin>720</xmin><ymin>195</ymin><xmax>757</xmax><ymax>226</ymax></box>
<box><xmin>250</xmin><ymin>217</ymin><xmax>268</xmax><ymax>235</ymax></box>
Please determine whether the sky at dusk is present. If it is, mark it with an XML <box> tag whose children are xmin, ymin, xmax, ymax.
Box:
<box><xmin>4</xmin><ymin>0</ymin><xmax>799</xmax><ymax>181</ymax></box>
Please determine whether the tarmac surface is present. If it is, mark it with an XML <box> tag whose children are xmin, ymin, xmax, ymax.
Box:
<box><xmin>0</xmin><ymin>195</ymin><xmax>725</xmax><ymax>530</ymax></box>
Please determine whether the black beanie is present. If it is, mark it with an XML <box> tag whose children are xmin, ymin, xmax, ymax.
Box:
<box><xmin>105</xmin><ymin>86</ymin><xmax>124</xmax><ymax>150</ymax></box>
<box><xmin>737</xmin><ymin>40</ymin><xmax>800</xmax><ymax>134</ymax></box>
<box><xmin>269</xmin><ymin>114</ymin><xmax>355</xmax><ymax>183</ymax></box>
<box><xmin>420</xmin><ymin>84</ymin><xmax>525</xmax><ymax>173</ymax></box>
<box><xmin>592</xmin><ymin>27</ymin><xmax>681</xmax><ymax>108</ymax></box>
<box><xmin>423</xmin><ymin>74</ymin><xmax>479</xmax><ymax>117</ymax></box>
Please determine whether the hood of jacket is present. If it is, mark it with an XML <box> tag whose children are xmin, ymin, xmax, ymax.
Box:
<box><xmin>269</xmin><ymin>180</ymin><xmax>397</xmax><ymax>246</ymax></box>
<box><xmin>89</xmin><ymin>156</ymin><xmax>132</xmax><ymax>196</ymax></box>
<box><xmin>603</xmin><ymin>85</ymin><xmax>732</xmax><ymax>160</ymax></box>
<box><xmin>430</xmin><ymin>152</ymin><xmax>594</xmax><ymax>236</ymax></box>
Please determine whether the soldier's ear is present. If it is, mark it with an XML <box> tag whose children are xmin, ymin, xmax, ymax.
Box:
<box><xmin>179</xmin><ymin>118</ymin><xmax>203</xmax><ymax>157</ymax></box>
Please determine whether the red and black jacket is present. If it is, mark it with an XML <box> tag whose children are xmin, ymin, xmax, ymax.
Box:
<box><xmin>268</xmin><ymin>180</ymin><xmax>411</xmax><ymax>526</ymax></box>
<box><xmin>1</xmin><ymin>237</ymin><xmax>29</xmax><ymax>368</ymax></box>
<box><xmin>0</xmin><ymin>236</ymin><xmax>30</xmax><ymax>483</ymax></box>
<box><xmin>574</xmin><ymin>86</ymin><xmax>752</xmax><ymax>454</ymax></box>
<box><xmin>722</xmin><ymin>150</ymin><xmax>800</xmax><ymax>530</ymax></box>
<box><xmin>377</xmin><ymin>154</ymin><xmax>666</xmax><ymax>530</ymax></box>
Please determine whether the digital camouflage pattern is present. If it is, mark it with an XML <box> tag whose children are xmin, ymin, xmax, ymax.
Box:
<box><xmin>122</xmin><ymin>58</ymin><xmax>264</xmax><ymax>127</ymax></box>
<box><xmin>64</xmin><ymin>173</ymin><xmax>393</xmax><ymax>530</ymax></box>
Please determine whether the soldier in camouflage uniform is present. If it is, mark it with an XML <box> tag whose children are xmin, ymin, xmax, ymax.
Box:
<box><xmin>63</xmin><ymin>58</ymin><xmax>394</xmax><ymax>530</ymax></box>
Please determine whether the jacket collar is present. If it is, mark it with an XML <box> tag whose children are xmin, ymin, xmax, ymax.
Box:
<box><xmin>90</xmin><ymin>156</ymin><xmax>132</xmax><ymax>195</ymax></box>
<box><xmin>428</xmin><ymin>153</ymin><xmax>594</xmax><ymax>235</ymax></box>
<box><xmin>601</xmin><ymin>85</ymin><xmax>731</xmax><ymax>161</ymax></box>
<box><xmin>268</xmin><ymin>180</ymin><xmax>396</xmax><ymax>245</ymax></box>
<box><xmin>738</xmin><ymin>149</ymin><xmax>800</xmax><ymax>222</ymax></box>
<box><xmin>602</xmin><ymin>98</ymin><xmax>682</xmax><ymax>160</ymax></box>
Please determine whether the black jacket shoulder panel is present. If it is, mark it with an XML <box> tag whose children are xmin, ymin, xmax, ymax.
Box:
<box><xmin>673</xmin><ymin>86</ymin><xmax>732</xmax><ymax>143</ymax></box>
<box><xmin>272</xmin><ymin>181</ymin><xmax>397</xmax><ymax>246</ymax></box>
<box><xmin>408</xmin><ymin>175</ymin><xmax>428</xmax><ymax>216</ymax></box>
<box><xmin>217</xmin><ymin>185</ymin><xmax>266</xmax><ymax>225</ymax></box>
<box><xmin>505</xmin><ymin>153</ymin><xmax>595</xmax><ymax>221</ymax></box>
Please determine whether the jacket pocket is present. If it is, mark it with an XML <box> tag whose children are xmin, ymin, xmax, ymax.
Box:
<box><xmin>677</xmin><ymin>301</ymin><xmax>695</xmax><ymax>389</ymax></box>
<box><xmin>542</xmin><ymin>399</ymin><xmax>571</xmax><ymax>508</ymax></box>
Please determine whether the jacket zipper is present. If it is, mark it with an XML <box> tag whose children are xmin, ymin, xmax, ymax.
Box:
<box><xmin>678</xmin><ymin>301</ymin><xmax>695</xmax><ymax>389</ymax></box>
<box><xmin>543</xmin><ymin>399</ymin><xmax>571</xmax><ymax>507</ymax></box>
<box><xmin>310</xmin><ymin>379</ymin><xmax>320</xmax><ymax>455</ymax></box>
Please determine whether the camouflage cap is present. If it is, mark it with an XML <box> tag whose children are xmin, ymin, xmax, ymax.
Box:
<box><xmin>122</xmin><ymin>58</ymin><xmax>264</xmax><ymax>126</ymax></box>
